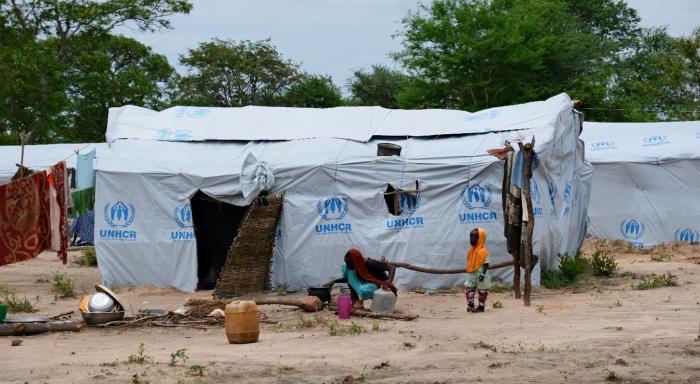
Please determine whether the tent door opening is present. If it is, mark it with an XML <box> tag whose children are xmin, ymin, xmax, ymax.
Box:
<box><xmin>190</xmin><ymin>190</ymin><xmax>249</xmax><ymax>291</ymax></box>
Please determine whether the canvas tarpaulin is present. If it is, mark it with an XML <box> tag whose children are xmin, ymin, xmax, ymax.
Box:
<box><xmin>582</xmin><ymin>121</ymin><xmax>700</xmax><ymax>247</ymax></box>
<box><xmin>95</xmin><ymin>93</ymin><xmax>591</xmax><ymax>291</ymax></box>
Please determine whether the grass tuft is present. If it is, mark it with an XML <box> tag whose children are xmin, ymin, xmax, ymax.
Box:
<box><xmin>635</xmin><ymin>273</ymin><xmax>679</xmax><ymax>290</ymax></box>
<box><xmin>51</xmin><ymin>271</ymin><xmax>75</xmax><ymax>299</ymax></box>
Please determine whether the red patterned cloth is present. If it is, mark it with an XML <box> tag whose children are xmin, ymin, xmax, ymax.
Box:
<box><xmin>0</xmin><ymin>172</ymin><xmax>51</xmax><ymax>266</ymax></box>
<box><xmin>0</xmin><ymin>161</ymin><xmax>68</xmax><ymax>266</ymax></box>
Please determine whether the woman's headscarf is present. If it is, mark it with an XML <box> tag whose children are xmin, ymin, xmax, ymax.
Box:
<box><xmin>466</xmin><ymin>228</ymin><xmax>489</xmax><ymax>273</ymax></box>
<box><xmin>345</xmin><ymin>248</ymin><xmax>398</xmax><ymax>295</ymax></box>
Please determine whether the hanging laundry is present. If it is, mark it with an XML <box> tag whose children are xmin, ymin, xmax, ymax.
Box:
<box><xmin>76</xmin><ymin>149</ymin><xmax>96</xmax><ymax>189</ymax></box>
<box><xmin>46</xmin><ymin>161</ymin><xmax>69</xmax><ymax>264</ymax></box>
<box><xmin>511</xmin><ymin>149</ymin><xmax>540</xmax><ymax>190</ymax></box>
<box><xmin>0</xmin><ymin>172</ymin><xmax>51</xmax><ymax>266</ymax></box>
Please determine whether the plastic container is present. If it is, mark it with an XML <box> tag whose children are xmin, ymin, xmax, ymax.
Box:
<box><xmin>337</xmin><ymin>288</ymin><xmax>352</xmax><ymax>320</ymax></box>
<box><xmin>371</xmin><ymin>285</ymin><xmax>396</xmax><ymax>314</ymax></box>
<box><xmin>0</xmin><ymin>303</ymin><xmax>7</xmax><ymax>323</ymax></box>
<box><xmin>224</xmin><ymin>301</ymin><xmax>260</xmax><ymax>344</ymax></box>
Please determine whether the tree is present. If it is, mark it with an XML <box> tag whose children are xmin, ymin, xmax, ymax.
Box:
<box><xmin>675</xmin><ymin>27</ymin><xmax>700</xmax><ymax>119</ymax></box>
<box><xmin>395</xmin><ymin>0</ymin><xmax>604</xmax><ymax>110</ymax></box>
<box><xmin>281</xmin><ymin>75</ymin><xmax>342</xmax><ymax>108</ymax></box>
<box><xmin>0</xmin><ymin>0</ymin><xmax>191</xmax><ymax>143</ymax></box>
<box><xmin>62</xmin><ymin>34</ymin><xmax>174</xmax><ymax>142</ymax></box>
<box><xmin>347</xmin><ymin>64</ymin><xmax>407</xmax><ymax>108</ymax></box>
<box><xmin>173</xmin><ymin>39</ymin><xmax>303</xmax><ymax>107</ymax></box>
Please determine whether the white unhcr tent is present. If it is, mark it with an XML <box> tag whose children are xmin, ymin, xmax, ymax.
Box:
<box><xmin>95</xmin><ymin>93</ymin><xmax>592</xmax><ymax>292</ymax></box>
<box><xmin>582</xmin><ymin>121</ymin><xmax>700</xmax><ymax>248</ymax></box>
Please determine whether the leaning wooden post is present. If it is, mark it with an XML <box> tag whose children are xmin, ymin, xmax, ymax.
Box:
<box><xmin>518</xmin><ymin>137</ymin><xmax>535</xmax><ymax>307</ymax></box>
<box><xmin>19</xmin><ymin>131</ymin><xmax>26</xmax><ymax>179</ymax></box>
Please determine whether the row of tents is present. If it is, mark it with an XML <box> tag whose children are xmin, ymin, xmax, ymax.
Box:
<box><xmin>1</xmin><ymin>93</ymin><xmax>697</xmax><ymax>292</ymax></box>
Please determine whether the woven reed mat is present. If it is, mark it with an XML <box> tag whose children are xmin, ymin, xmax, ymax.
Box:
<box><xmin>213</xmin><ymin>194</ymin><xmax>283</xmax><ymax>298</ymax></box>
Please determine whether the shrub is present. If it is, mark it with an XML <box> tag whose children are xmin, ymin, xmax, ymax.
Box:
<box><xmin>76</xmin><ymin>247</ymin><xmax>97</xmax><ymax>266</ymax></box>
<box><xmin>558</xmin><ymin>253</ymin><xmax>588</xmax><ymax>282</ymax></box>
<box><xmin>52</xmin><ymin>271</ymin><xmax>75</xmax><ymax>299</ymax></box>
<box><xmin>541</xmin><ymin>253</ymin><xmax>589</xmax><ymax>289</ymax></box>
<box><xmin>590</xmin><ymin>249</ymin><xmax>618</xmax><ymax>277</ymax></box>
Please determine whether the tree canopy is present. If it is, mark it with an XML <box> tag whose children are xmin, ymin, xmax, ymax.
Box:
<box><xmin>1</xmin><ymin>0</ymin><xmax>699</xmax><ymax>144</ymax></box>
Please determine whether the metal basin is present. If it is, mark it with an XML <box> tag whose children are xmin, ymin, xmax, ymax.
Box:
<box><xmin>88</xmin><ymin>292</ymin><xmax>115</xmax><ymax>312</ymax></box>
<box><xmin>81</xmin><ymin>311</ymin><xmax>124</xmax><ymax>326</ymax></box>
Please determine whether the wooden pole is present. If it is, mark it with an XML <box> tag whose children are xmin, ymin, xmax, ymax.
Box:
<box><xmin>518</xmin><ymin>138</ymin><xmax>536</xmax><ymax>307</ymax></box>
<box><xmin>387</xmin><ymin>260</ymin><xmax>513</xmax><ymax>274</ymax></box>
<box><xmin>18</xmin><ymin>131</ymin><xmax>26</xmax><ymax>179</ymax></box>
<box><xmin>512</xmin><ymin>252</ymin><xmax>521</xmax><ymax>299</ymax></box>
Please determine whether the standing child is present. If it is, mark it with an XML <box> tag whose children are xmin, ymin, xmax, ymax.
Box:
<box><xmin>465</xmin><ymin>227</ymin><xmax>491</xmax><ymax>313</ymax></box>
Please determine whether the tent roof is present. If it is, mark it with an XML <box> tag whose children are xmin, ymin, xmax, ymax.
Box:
<box><xmin>106</xmin><ymin>93</ymin><xmax>573</xmax><ymax>143</ymax></box>
<box><xmin>582</xmin><ymin>121</ymin><xmax>700</xmax><ymax>163</ymax></box>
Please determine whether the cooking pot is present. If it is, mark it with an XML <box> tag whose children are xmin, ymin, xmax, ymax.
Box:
<box><xmin>307</xmin><ymin>287</ymin><xmax>331</xmax><ymax>303</ymax></box>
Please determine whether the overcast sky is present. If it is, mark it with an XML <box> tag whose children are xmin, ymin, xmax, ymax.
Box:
<box><xmin>118</xmin><ymin>0</ymin><xmax>700</xmax><ymax>92</ymax></box>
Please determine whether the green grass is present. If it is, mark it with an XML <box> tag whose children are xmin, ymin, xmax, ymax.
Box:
<box><xmin>75</xmin><ymin>247</ymin><xmax>97</xmax><ymax>266</ymax></box>
<box><xmin>169</xmin><ymin>348</ymin><xmax>189</xmax><ymax>366</ymax></box>
<box><xmin>188</xmin><ymin>364</ymin><xmax>206</xmax><ymax>377</ymax></box>
<box><xmin>635</xmin><ymin>273</ymin><xmax>679</xmax><ymax>290</ymax></box>
<box><xmin>347</xmin><ymin>321</ymin><xmax>365</xmax><ymax>335</ymax></box>
<box><xmin>297</xmin><ymin>314</ymin><xmax>315</xmax><ymax>328</ymax></box>
<box><xmin>1</xmin><ymin>293</ymin><xmax>37</xmax><ymax>313</ymax></box>
<box><xmin>51</xmin><ymin>271</ymin><xmax>75</xmax><ymax>299</ymax></box>
<box><xmin>127</xmin><ymin>343</ymin><xmax>152</xmax><ymax>365</ymax></box>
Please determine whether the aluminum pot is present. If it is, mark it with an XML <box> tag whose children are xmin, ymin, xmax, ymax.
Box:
<box><xmin>87</xmin><ymin>292</ymin><xmax>115</xmax><ymax>312</ymax></box>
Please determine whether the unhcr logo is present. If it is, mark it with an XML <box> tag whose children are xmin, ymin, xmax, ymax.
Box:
<box><xmin>171</xmin><ymin>203</ymin><xmax>194</xmax><ymax>241</ymax></box>
<box><xmin>100</xmin><ymin>201</ymin><xmax>137</xmax><ymax>241</ymax></box>
<box><xmin>315</xmin><ymin>195</ymin><xmax>352</xmax><ymax>234</ymax></box>
<box><xmin>642</xmin><ymin>135</ymin><xmax>670</xmax><ymax>147</ymax></box>
<box><xmin>458</xmin><ymin>184</ymin><xmax>497</xmax><ymax>224</ymax></box>
<box><xmin>531</xmin><ymin>180</ymin><xmax>542</xmax><ymax>217</ymax></box>
<box><xmin>675</xmin><ymin>228</ymin><xmax>699</xmax><ymax>244</ymax></box>
<box><xmin>590</xmin><ymin>141</ymin><xmax>617</xmax><ymax>151</ymax></box>
<box><xmin>620</xmin><ymin>219</ymin><xmax>645</xmax><ymax>248</ymax></box>
<box><xmin>547</xmin><ymin>181</ymin><xmax>557</xmax><ymax>217</ymax></box>
<box><xmin>386</xmin><ymin>191</ymin><xmax>424</xmax><ymax>230</ymax></box>
<box><xmin>156</xmin><ymin>128</ymin><xmax>192</xmax><ymax>141</ymax></box>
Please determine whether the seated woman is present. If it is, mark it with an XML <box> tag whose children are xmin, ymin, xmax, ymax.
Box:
<box><xmin>323</xmin><ymin>248</ymin><xmax>397</xmax><ymax>309</ymax></box>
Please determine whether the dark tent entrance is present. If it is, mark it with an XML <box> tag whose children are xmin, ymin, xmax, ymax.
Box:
<box><xmin>190</xmin><ymin>190</ymin><xmax>249</xmax><ymax>290</ymax></box>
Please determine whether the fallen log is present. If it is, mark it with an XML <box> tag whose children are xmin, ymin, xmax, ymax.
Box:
<box><xmin>328</xmin><ymin>306</ymin><xmax>418</xmax><ymax>321</ymax></box>
<box><xmin>387</xmin><ymin>260</ymin><xmax>513</xmax><ymax>274</ymax></box>
<box><xmin>254</xmin><ymin>296</ymin><xmax>322</xmax><ymax>312</ymax></box>
<box><xmin>0</xmin><ymin>320</ymin><xmax>82</xmax><ymax>336</ymax></box>
<box><xmin>185</xmin><ymin>296</ymin><xmax>322</xmax><ymax>314</ymax></box>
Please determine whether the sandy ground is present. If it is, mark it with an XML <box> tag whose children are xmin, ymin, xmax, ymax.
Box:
<box><xmin>1</xmin><ymin>240</ymin><xmax>700</xmax><ymax>384</ymax></box>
